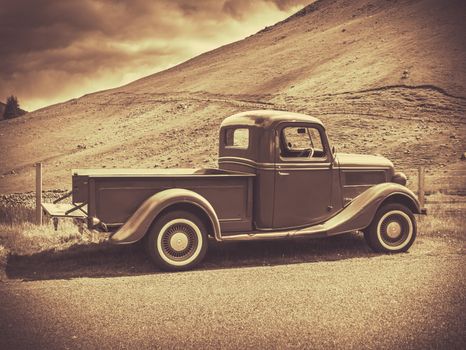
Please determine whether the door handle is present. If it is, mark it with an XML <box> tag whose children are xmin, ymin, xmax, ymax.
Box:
<box><xmin>278</xmin><ymin>171</ymin><xmax>290</xmax><ymax>176</ymax></box>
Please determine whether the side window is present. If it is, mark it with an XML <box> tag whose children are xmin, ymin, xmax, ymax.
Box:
<box><xmin>225</xmin><ymin>128</ymin><xmax>249</xmax><ymax>149</ymax></box>
<box><xmin>280</xmin><ymin>126</ymin><xmax>326</xmax><ymax>159</ymax></box>
<box><xmin>284</xmin><ymin>127</ymin><xmax>311</xmax><ymax>150</ymax></box>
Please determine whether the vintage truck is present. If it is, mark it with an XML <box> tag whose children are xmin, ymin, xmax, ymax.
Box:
<box><xmin>44</xmin><ymin>110</ymin><xmax>426</xmax><ymax>271</ymax></box>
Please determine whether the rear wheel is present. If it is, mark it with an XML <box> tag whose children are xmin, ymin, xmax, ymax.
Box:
<box><xmin>145</xmin><ymin>210</ymin><xmax>208</xmax><ymax>271</ymax></box>
<box><xmin>364</xmin><ymin>203</ymin><xmax>416</xmax><ymax>253</ymax></box>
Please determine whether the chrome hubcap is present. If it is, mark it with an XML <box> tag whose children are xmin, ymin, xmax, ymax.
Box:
<box><xmin>386</xmin><ymin>221</ymin><xmax>402</xmax><ymax>239</ymax></box>
<box><xmin>159</xmin><ymin>219</ymin><xmax>200</xmax><ymax>263</ymax></box>
<box><xmin>170</xmin><ymin>232</ymin><xmax>189</xmax><ymax>252</ymax></box>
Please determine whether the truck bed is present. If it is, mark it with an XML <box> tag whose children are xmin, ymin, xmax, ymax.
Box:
<box><xmin>72</xmin><ymin>168</ymin><xmax>255</xmax><ymax>233</ymax></box>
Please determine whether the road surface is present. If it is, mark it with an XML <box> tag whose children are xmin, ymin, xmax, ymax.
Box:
<box><xmin>0</xmin><ymin>235</ymin><xmax>464</xmax><ymax>349</ymax></box>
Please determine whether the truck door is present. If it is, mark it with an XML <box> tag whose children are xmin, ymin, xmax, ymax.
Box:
<box><xmin>272</xmin><ymin>123</ymin><xmax>335</xmax><ymax>229</ymax></box>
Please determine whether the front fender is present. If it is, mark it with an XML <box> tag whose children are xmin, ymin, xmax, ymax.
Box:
<box><xmin>326</xmin><ymin>182</ymin><xmax>421</xmax><ymax>235</ymax></box>
<box><xmin>110</xmin><ymin>188</ymin><xmax>221</xmax><ymax>244</ymax></box>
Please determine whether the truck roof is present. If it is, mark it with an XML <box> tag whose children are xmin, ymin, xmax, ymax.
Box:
<box><xmin>221</xmin><ymin>110</ymin><xmax>324</xmax><ymax>129</ymax></box>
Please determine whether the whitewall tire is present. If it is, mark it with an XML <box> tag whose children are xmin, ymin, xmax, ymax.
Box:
<box><xmin>146</xmin><ymin>210</ymin><xmax>208</xmax><ymax>271</ymax></box>
<box><xmin>364</xmin><ymin>203</ymin><xmax>417</xmax><ymax>253</ymax></box>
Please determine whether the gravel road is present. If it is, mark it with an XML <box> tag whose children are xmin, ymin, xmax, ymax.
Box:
<box><xmin>1</xmin><ymin>237</ymin><xmax>464</xmax><ymax>350</ymax></box>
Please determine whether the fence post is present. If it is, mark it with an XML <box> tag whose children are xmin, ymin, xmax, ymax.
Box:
<box><xmin>35</xmin><ymin>162</ymin><xmax>42</xmax><ymax>225</ymax></box>
<box><xmin>418</xmin><ymin>166</ymin><xmax>425</xmax><ymax>208</ymax></box>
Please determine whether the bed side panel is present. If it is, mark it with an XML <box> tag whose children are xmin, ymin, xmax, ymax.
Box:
<box><xmin>91</xmin><ymin>175</ymin><xmax>253</xmax><ymax>232</ymax></box>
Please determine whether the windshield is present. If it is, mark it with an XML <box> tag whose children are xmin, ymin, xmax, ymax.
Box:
<box><xmin>280</xmin><ymin>126</ymin><xmax>326</xmax><ymax>159</ymax></box>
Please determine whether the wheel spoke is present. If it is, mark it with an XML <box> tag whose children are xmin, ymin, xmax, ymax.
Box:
<box><xmin>377</xmin><ymin>210</ymin><xmax>413</xmax><ymax>249</ymax></box>
<box><xmin>160</xmin><ymin>221</ymin><xmax>198</xmax><ymax>261</ymax></box>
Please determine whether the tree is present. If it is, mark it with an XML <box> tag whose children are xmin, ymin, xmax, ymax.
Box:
<box><xmin>3</xmin><ymin>95</ymin><xmax>24</xmax><ymax>119</ymax></box>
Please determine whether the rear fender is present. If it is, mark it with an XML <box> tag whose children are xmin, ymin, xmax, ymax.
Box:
<box><xmin>110</xmin><ymin>189</ymin><xmax>221</xmax><ymax>244</ymax></box>
<box><xmin>326</xmin><ymin>182</ymin><xmax>421</xmax><ymax>235</ymax></box>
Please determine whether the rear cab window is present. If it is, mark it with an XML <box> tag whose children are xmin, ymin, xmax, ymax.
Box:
<box><xmin>225</xmin><ymin>128</ymin><xmax>249</xmax><ymax>149</ymax></box>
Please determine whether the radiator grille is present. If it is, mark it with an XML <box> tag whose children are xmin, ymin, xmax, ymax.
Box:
<box><xmin>344</xmin><ymin>171</ymin><xmax>386</xmax><ymax>186</ymax></box>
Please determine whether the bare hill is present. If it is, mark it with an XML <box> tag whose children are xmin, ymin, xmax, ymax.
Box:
<box><xmin>121</xmin><ymin>0</ymin><xmax>466</xmax><ymax>97</ymax></box>
<box><xmin>0</xmin><ymin>0</ymin><xmax>465</xmax><ymax>194</ymax></box>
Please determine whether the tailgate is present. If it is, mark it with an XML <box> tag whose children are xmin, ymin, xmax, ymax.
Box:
<box><xmin>42</xmin><ymin>202</ymin><xmax>87</xmax><ymax>218</ymax></box>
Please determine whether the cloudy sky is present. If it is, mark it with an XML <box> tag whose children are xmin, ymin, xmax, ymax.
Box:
<box><xmin>0</xmin><ymin>0</ymin><xmax>310</xmax><ymax>111</ymax></box>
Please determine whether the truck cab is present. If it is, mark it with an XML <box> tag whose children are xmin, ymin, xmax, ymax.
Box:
<box><xmin>218</xmin><ymin>110</ymin><xmax>399</xmax><ymax>229</ymax></box>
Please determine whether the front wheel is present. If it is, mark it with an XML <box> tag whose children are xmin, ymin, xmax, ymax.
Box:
<box><xmin>145</xmin><ymin>210</ymin><xmax>208</xmax><ymax>271</ymax></box>
<box><xmin>364</xmin><ymin>203</ymin><xmax>417</xmax><ymax>253</ymax></box>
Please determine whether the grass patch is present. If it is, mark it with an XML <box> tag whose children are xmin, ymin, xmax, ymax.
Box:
<box><xmin>419</xmin><ymin>199</ymin><xmax>466</xmax><ymax>239</ymax></box>
<box><xmin>0</xmin><ymin>192</ymin><xmax>463</xmax><ymax>281</ymax></box>
<box><xmin>0</xmin><ymin>245</ymin><xmax>8</xmax><ymax>280</ymax></box>
<box><xmin>0</xmin><ymin>195</ymin><xmax>463</xmax><ymax>257</ymax></box>
<box><xmin>0</xmin><ymin>220</ymin><xmax>93</xmax><ymax>281</ymax></box>
<box><xmin>0</xmin><ymin>204</ymin><xmax>36</xmax><ymax>224</ymax></box>
<box><xmin>0</xmin><ymin>221</ymin><xmax>86</xmax><ymax>256</ymax></box>
<box><xmin>0</xmin><ymin>190</ymin><xmax>68</xmax><ymax>225</ymax></box>
<box><xmin>0</xmin><ymin>221</ymin><xmax>148</xmax><ymax>281</ymax></box>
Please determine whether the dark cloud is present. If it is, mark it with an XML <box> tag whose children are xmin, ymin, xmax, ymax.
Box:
<box><xmin>0</xmin><ymin>0</ymin><xmax>310</xmax><ymax>110</ymax></box>
<box><xmin>222</xmin><ymin>0</ymin><xmax>308</xmax><ymax>18</ymax></box>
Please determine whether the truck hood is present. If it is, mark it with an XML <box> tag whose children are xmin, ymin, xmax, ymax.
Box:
<box><xmin>335</xmin><ymin>153</ymin><xmax>394</xmax><ymax>169</ymax></box>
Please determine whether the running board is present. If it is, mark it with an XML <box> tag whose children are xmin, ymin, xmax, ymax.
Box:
<box><xmin>221</xmin><ymin>225</ymin><xmax>329</xmax><ymax>241</ymax></box>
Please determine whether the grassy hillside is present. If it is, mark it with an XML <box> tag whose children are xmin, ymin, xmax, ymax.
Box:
<box><xmin>0</xmin><ymin>0</ymin><xmax>465</xmax><ymax>194</ymax></box>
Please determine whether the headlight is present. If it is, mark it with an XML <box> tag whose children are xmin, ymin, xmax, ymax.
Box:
<box><xmin>392</xmin><ymin>172</ymin><xmax>407</xmax><ymax>186</ymax></box>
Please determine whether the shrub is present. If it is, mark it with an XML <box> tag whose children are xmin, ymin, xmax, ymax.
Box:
<box><xmin>3</xmin><ymin>95</ymin><xmax>25</xmax><ymax>119</ymax></box>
